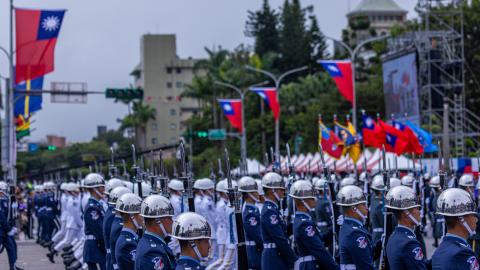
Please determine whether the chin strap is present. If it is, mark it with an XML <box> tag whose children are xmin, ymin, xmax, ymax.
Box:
<box><xmin>353</xmin><ymin>206</ymin><xmax>367</xmax><ymax>224</ymax></box>
<box><xmin>247</xmin><ymin>193</ymin><xmax>259</xmax><ymax>203</ymax></box>
<box><xmin>459</xmin><ymin>216</ymin><xmax>476</xmax><ymax>236</ymax></box>
<box><xmin>301</xmin><ymin>199</ymin><xmax>314</xmax><ymax>212</ymax></box>
<box><xmin>93</xmin><ymin>188</ymin><xmax>104</xmax><ymax>200</ymax></box>
<box><xmin>405</xmin><ymin>210</ymin><xmax>421</xmax><ymax>227</ymax></box>
<box><xmin>205</xmin><ymin>190</ymin><xmax>214</xmax><ymax>198</ymax></box>
<box><xmin>131</xmin><ymin>216</ymin><xmax>143</xmax><ymax>231</ymax></box>
<box><xmin>272</xmin><ymin>190</ymin><xmax>281</xmax><ymax>203</ymax></box>
<box><xmin>157</xmin><ymin>221</ymin><xmax>168</xmax><ymax>237</ymax></box>
<box><xmin>189</xmin><ymin>240</ymin><xmax>209</xmax><ymax>265</ymax></box>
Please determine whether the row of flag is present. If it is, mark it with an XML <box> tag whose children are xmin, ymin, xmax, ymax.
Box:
<box><xmin>13</xmin><ymin>8</ymin><xmax>66</xmax><ymax>140</ymax></box>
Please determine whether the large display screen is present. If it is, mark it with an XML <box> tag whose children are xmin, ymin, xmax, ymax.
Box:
<box><xmin>382</xmin><ymin>52</ymin><xmax>419</xmax><ymax>124</ymax></box>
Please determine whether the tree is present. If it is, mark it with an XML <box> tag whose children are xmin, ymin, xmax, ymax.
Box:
<box><xmin>245</xmin><ymin>0</ymin><xmax>280</xmax><ymax>57</ymax></box>
<box><xmin>119</xmin><ymin>101</ymin><xmax>156</xmax><ymax>149</ymax></box>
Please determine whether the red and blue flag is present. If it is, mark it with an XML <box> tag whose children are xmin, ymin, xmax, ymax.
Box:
<box><xmin>362</xmin><ymin>113</ymin><xmax>385</xmax><ymax>148</ymax></box>
<box><xmin>319</xmin><ymin>60</ymin><xmax>354</xmax><ymax>104</ymax></box>
<box><xmin>392</xmin><ymin>120</ymin><xmax>424</xmax><ymax>155</ymax></box>
<box><xmin>218</xmin><ymin>99</ymin><xmax>243</xmax><ymax>133</ymax></box>
<box><xmin>319</xmin><ymin>119</ymin><xmax>344</xmax><ymax>159</ymax></box>
<box><xmin>378</xmin><ymin>119</ymin><xmax>408</xmax><ymax>155</ymax></box>
<box><xmin>250</xmin><ymin>87</ymin><xmax>280</xmax><ymax>120</ymax></box>
<box><xmin>15</xmin><ymin>8</ymin><xmax>66</xmax><ymax>83</ymax></box>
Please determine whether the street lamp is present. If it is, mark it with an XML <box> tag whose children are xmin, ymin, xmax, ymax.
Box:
<box><xmin>245</xmin><ymin>65</ymin><xmax>308</xmax><ymax>163</ymax></box>
<box><xmin>324</xmin><ymin>34</ymin><xmax>390</xmax><ymax>130</ymax></box>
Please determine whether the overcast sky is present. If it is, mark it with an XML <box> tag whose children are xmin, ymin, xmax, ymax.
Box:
<box><xmin>0</xmin><ymin>0</ymin><xmax>418</xmax><ymax>143</ymax></box>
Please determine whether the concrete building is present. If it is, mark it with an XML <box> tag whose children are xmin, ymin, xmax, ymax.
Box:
<box><xmin>346</xmin><ymin>0</ymin><xmax>407</xmax><ymax>44</ymax></box>
<box><xmin>131</xmin><ymin>34</ymin><xmax>202</xmax><ymax>148</ymax></box>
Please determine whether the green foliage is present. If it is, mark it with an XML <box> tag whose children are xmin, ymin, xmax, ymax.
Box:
<box><xmin>245</xmin><ymin>0</ymin><xmax>280</xmax><ymax>57</ymax></box>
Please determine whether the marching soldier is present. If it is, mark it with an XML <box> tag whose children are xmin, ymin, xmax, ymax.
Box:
<box><xmin>83</xmin><ymin>173</ymin><xmax>107</xmax><ymax>270</ymax></box>
<box><xmin>109</xmin><ymin>187</ymin><xmax>132</xmax><ymax>270</ymax></box>
<box><xmin>136</xmin><ymin>194</ymin><xmax>176</xmax><ymax>270</ymax></box>
<box><xmin>458</xmin><ymin>174</ymin><xmax>475</xmax><ymax>196</ymax></box>
<box><xmin>255</xmin><ymin>179</ymin><xmax>265</xmax><ymax>213</ymax></box>
<box><xmin>114</xmin><ymin>193</ymin><xmax>143</xmax><ymax>270</ymax></box>
<box><xmin>260</xmin><ymin>172</ymin><xmax>297</xmax><ymax>269</ymax></box>
<box><xmin>172</xmin><ymin>212</ymin><xmax>212</xmax><ymax>270</ymax></box>
<box><xmin>369</xmin><ymin>175</ymin><xmax>385</xmax><ymax>245</ymax></box>
<box><xmin>429</xmin><ymin>175</ymin><xmax>443</xmax><ymax>247</ymax></box>
<box><xmin>0</xmin><ymin>182</ymin><xmax>23</xmax><ymax>270</ymax></box>
<box><xmin>290</xmin><ymin>180</ymin><xmax>339</xmax><ymax>270</ymax></box>
<box><xmin>168</xmin><ymin>179</ymin><xmax>185</xmax><ymax>217</ymax></box>
<box><xmin>385</xmin><ymin>185</ymin><xmax>427</xmax><ymax>270</ymax></box>
<box><xmin>337</xmin><ymin>185</ymin><xmax>374</xmax><ymax>270</ymax></box>
<box><xmin>432</xmin><ymin>188</ymin><xmax>479</xmax><ymax>270</ymax></box>
<box><xmin>238</xmin><ymin>176</ymin><xmax>263</xmax><ymax>270</ymax></box>
<box><xmin>313</xmin><ymin>177</ymin><xmax>333</xmax><ymax>237</ymax></box>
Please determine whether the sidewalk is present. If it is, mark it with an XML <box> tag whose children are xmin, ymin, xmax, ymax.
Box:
<box><xmin>0</xmin><ymin>239</ymin><xmax>64</xmax><ymax>270</ymax></box>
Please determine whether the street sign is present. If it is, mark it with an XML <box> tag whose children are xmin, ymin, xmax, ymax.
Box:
<box><xmin>208</xmin><ymin>129</ymin><xmax>226</xmax><ymax>141</ymax></box>
<box><xmin>51</xmin><ymin>82</ymin><xmax>88</xmax><ymax>103</ymax></box>
<box><xmin>28</xmin><ymin>143</ymin><xmax>39</xmax><ymax>152</ymax></box>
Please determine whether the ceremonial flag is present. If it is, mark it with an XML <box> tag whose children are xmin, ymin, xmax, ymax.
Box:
<box><xmin>318</xmin><ymin>119</ymin><xmax>344</xmax><ymax>159</ymax></box>
<box><xmin>457</xmin><ymin>158</ymin><xmax>472</xmax><ymax>174</ymax></box>
<box><xmin>392</xmin><ymin>120</ymin><xmax>424</xmax><ymax>155</ymax></box>
<box><xmin>405</xmin><ymin>120</ymin><xmax>438</xmax><ymax>153</ymax></box>
<box><xmin>218</xmin><ymin>99</ymin><xmax>243</xmax><ymax>133</ymax></box>
<box><xmin>15</xmin><ymin>8</ymin><xmax>66</xmax><ymax>83</ymax></box>
<box><xmin>334</xmin><ymin>119</ymin><xmax>361</xmax><ymax>163</ymax></box>
<box><xmin>14</xmin><ymin>76</ymin><xmax>44</xmax><ymax>118</ymax></box>
<box><xmin>362</xmin><ymin>113</ymin><xmax>385</xmax><ymax>148</ymax></box>
<box><xmin>378</xmin><ymin>119</ymin><xmax>408</xmax><ymax>155</ymax></box>
<box><xmin>250</xmin><ymin>87</ymin><xmax>280</xmax><ymax>120</ymax></box>
<box><xmin>319</xmin><ymin>60</ymin><xmax>354</xmax><ymax>104</ymax></box>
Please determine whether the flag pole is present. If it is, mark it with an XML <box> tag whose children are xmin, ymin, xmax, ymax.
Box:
<box><xmin>9</xmin><ymin>0</ymin><xmax>16</xmax><ymax>185</ymax></box>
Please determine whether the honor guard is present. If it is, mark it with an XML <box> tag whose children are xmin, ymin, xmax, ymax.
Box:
<box><xmin>458</xmin><ymin>174</ymin><xmax>475</xmax><ymax>195</ymax></box>
<box><xmin>193</xmin><ymin>178</ymin><xmax>217</xmax><ymax>263</ymax></box>
<box><xmin>255</xmin><ymin>179</ymin><xmax>265</xmax><ymax>213</ymax></box>
<box><xmin>168</xmin><ymin>179</ymin><xmax>185</xmax><ymax>217</ymax></box>
<box><xmin>104</xmin><ymin>184</ymin><xmax>128</xmax><ymax>270</ymax></box>
<box><xmin>109</xmin><ymin>187</ymin><xmax>132</xmax><ymax>270</ymax></box>
<box><xmin>136</xmin><ymin>195</ymin><xmax>176</xmax><ymax>270</ymax></box>
<box><xmin>83</xmin><ymin>173</ymin><xmax>107</xmax><ymax>270</ymax></box>
<box><xmin>313</xmin><ymin>178</ymin><xmax>333</xmax><ymax>235</ymax></box>
<box><xmin>385</xmin><ymin>186</ymin><xmax>427</xmax><ymax>270</ymax></box>
<box><xmin>260</xmin><ymin>172</ymin><xmax>297</xmax><ymax>269</ymax></box>
<box><xmin>173</xmin><ymin>212</ymin><xmax>212</xmax><ymax>270</ymax></box>
<box><xmin>337</xmin><ymin>185</ymin><xmax>374</xmax><ymax>270</ymax></box>
<box><xmin>49</xmin><ymin>182</ymin><xmax>68</xmax><ymax>260</ymax></box>
<box><xmin>401</xmin><ymin>175</ymin><xmax>415</xmax><ymax>188</ymax></box>
<box><xmin>369</xmin><ymin>175</ymin><xmax>385</xmax><ymax>245</ymax></box>
<box><xmin>429</xmin><ymin>175</ymin><xmax>444</xmax><ymax>247</ymax></box>
<box><xmin>0</xmin><ymin>182</ymin><xmax>22</xmax><ymax>270</ymax></box>
<box><xmin>290</xmin><ymin>180</ymin><xmax>339</xmax><ymax>270</ymax></box>
<box><xmin>114</xmin><ymin>193</ymin><xmax>143</xmax><ymax>270</ymax></box>
<box><xmin>389</xmin><ymin>177</ymin><xmax>401</xmax><ymax>189</ymax></box>
<box><xmin>431</xmin><ymin>188</ymin><xmax>479</xmax><ymax>270</ymax></box>
<box><xmin>238</xmin><ymin>176</ymin><xmax>263</xmax><ymax>270</ymax></box>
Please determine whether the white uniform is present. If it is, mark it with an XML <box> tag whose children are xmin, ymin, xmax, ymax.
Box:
<box><xmin>54</xmin><ymin>194</ymin><xmax>82</xmax><ymax>251</ymax></box>
<box><xmin>51</xmin><ymin>193</ymin><xmax>68</xmax><ymax>244</ymax></box>
<box><xmin>217</xmin><ymin>204</ymin><xmax>237</xmax><ymax>270</ymax></box>
<box><xmin>207</xmin><ymin>198</ymin><xmax>229</xmax><ymax>270</ymax></box>
<box><xmin>170</xmin><ymin>194</ymin><xmax>183</xmax><ymax>218</ymax></box>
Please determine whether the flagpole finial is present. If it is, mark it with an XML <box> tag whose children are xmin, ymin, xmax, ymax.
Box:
<box><xmin>346</xmin><ymin>114</ymin><xmax>350</xmax><ymax>121</ymax></box>
<box><xmin>376</xmin><ymin>113</ymin><xmax>381</xmax><ymax>120</ymax></box>
<box><xmin>361</xmin><ymin>109</ymin><xmax>366</xmax><ymax>115</ymax></box>
<box><xmin>390</xmin><ymin>114</ymin><xmax>395</xmax><ymax>120</ymax></box>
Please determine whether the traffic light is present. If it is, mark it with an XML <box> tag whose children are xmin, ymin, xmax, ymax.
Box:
<box><xmin>195</xmin><ymin>131</ymin><xmax>208</xmax><ymax>138</ymax></box>
<box><xmin>47</xmin><ymin>145</ymin><xmax>57</xmax><ymax>151</ymax></box>
<box><xmin>105</xmin><ymin>88</ymin><xmax>144</xmax><ymax>101</ymax></box>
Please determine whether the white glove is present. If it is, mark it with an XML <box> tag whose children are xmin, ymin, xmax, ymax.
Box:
<box><xmin>336</xmin><ymin>214</ymin><xmax>344</xmax><ymax>226</ymax></box>
<box><xmin>8</xmin><ymin>227</ymin><xmax>17</xmax><ymax>236</ymax></box>
<box><xmin>168</xmin><ymin>237</ymin><xmax>180</xmax><ymax>255</ymax></box>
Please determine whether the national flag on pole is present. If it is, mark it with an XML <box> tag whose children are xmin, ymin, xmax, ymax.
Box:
<box><xmin>14</xmin><ymin>76</ymin><xmax>44</xmax><ymax>118</ymax></box>
<box><xmin>218</xmin><ymin>99</ymin><xmax>243</xmax><ymax>133</ymax></box>
<box><xmin>392</xmin><ymin>120</ymin><xmax>424</xmax><ymax>155</ymax></box>
<box><xmin>319</xmin><ymin>118</ymin><xmax>344</xmax><ymax>159</ymax></box>
<box><xmin>250</xmin><ymin>87</ymin><xmax>280</xmax><ymax>120</ymax></box>
<box><xmin>319</xmin><ymin>60</ymin><xmax>354</xmax><ymax>104</ymax></box>
<box><xmin>378</xmin><ymin>119</ymin><xmax>408</xmax><ymax>155</ymax></box>
<box><xmin>334</xmin><ymin>118</ymin><xmax>361</xmax><ymax>163</ymax></box>
<box><xmin>15</xmin><ymin>8</ymin><xmax>66</xmax><ymax>83</ymax></box>
<box><xmin>405</xmin><ymin>120</ymin><xmax>438</xmax><ymax>153</ymax></box>
<box><xmin>362</xmin><ymin>113</ymin><xmax>385</xmax><ymax>148</ymax></box>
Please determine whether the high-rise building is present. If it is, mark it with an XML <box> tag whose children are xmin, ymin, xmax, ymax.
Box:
<box><xmin>130</xmin><ymin>34</ymin><xmax>202</xmax><ymax>148</ymax></box>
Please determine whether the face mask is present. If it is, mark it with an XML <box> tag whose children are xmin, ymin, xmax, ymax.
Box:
<box><xmin>460</xmin><ymin>216</ymin><xmax>476</xmax><ymax>237</ymax></box>
<box><xmin>247</xmin><ymin>193</ymin><xmax>259</xmax><ymax>203</ymax></box>
<box><xmin>272</xmin><ymin>190</ymin><xmax>281</xmax><ymax>202</ymax></box>
<box><xmin>189</xmin><ymin>240</ymin><xmax>209</xmax><ymax>264</ymax></box>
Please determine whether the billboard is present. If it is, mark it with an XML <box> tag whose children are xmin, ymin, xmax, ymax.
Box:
<box><xmin>382</xmin><ymin>52</ymin><xmax>419</xmax><ymax>124</ymax></box>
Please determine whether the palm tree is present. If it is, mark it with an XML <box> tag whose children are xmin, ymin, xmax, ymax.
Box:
<box><xmin>120</xmin><ymin>101</ymin><xmax>156</xmax><ymax>149</ymax></box>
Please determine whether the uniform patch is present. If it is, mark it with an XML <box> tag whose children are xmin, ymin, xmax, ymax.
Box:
<box><xmin>152</xmin><ymin>256</ymin><xmax>164</xmax><ymax>270</ymax></box>
<box><xmin>305</xmin><ymin>225</ymin><xmax>315</xmax><ymax>237</ymax></box>
<box><xmin>130</xmin><ymin>249</ymin><xmax>136</xmax><ymax>261</ymax></box>
<box><xmin>468</xmin><ymin>256</ymin><xmax>479</xmax><ymax>270</ymax></box>
<box><xmin>90</xmin><ymin>210</ymin><xmax>99</xmax><ymax>220</ymax></box>
<box><xmin>356</xmin><ymin>236</ymin><xmax>368</xmax><ymax>249</ymax></box>
<box><xmin>270</xmin><ymin>215</ymin><xmax>278</xmax><ymax>225</ymax></box>
<box><xmin>412</xmin><ymin>247</ymin><xmax>424</xmax><ymax>260</ymax></box>
<box><xmin>249</xmin><ymin>216</ymin><xmax>258</xmax><ymax>226</ymax></box>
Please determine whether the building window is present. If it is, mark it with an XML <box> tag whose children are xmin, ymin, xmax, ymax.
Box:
<box><xmin>176</xmin><ymin>81</ymin><xmax>183</xmax><ymax>88</ymax></box>
<box><xmin>152</xmin><ymin>138</ymin><xmax>158</xmax><ymax>145</ymax></box>
<box><xmin>167</xmin><ymin>82</ymin><xmax>173</xmax><ymax>88</ymax></box>
<box><xmin>170</xmin><ymin>109</ymin><xmax>176</xmax><ymax>116</ymax></box>
<box><xmin>151</xmin><ymin>123</ymin><xmax>158</xmax><ymax>130</ymax></box>
<box><xmin>170</xmin><ymin>123</ymin><xmax>177</xmax><ymax>130</ymax></box>
<box><xmin>167</xmin><ymin>67</ymin><xmax>172</xmax><ymax>74</ymax></box>
<box><xmin>176</xmin><ymin>68</ymin><xmax>182</xmax><ymax>74</ymax></box>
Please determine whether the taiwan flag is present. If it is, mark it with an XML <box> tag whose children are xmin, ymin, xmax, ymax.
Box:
<box><xmin>15</xmin><ymin>8</ymin><xmax>66</xmax><ymax>84</ymax></box>
<box><xmin>392</xmin><ymin>120</ymin><xmax>424</xmax><ymax>155</ymax></box>
<box><xmin>319</xmin><ymin>60</ymin><xmax>354</xmax><ymax>104</ymax></box>
<box><xmin>218</xmin><ymin>99</ymin><xmax>243</xmax><ymax>133</ymax></box>
<box><xmin>319</xmin><ymin>119</ymin><xmax>344</xmax><ymax>159</ymax></box>
<box><xmin>362</xmin><ymin>113</ymin><xmax>385</xmax><ymax>148</ymax></box>
<box><xmin>250</xmin><ymin>87</ymin><xmax>280</xmax><ymax>120</ymax></box>
<box><xmin>378</xmin><ymin>119</ymin><xmax>408</xmax><ymax>155</ymax></box>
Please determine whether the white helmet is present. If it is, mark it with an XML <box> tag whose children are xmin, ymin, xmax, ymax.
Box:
<box><xmin>216</xmin><ymin>179</ymin><xmax>237</xmax><ymax>193</ymax></box>
<box><xmin>132</xmin><ymin>182</ymin><xmax>152</xmax><ymax>198</ymax></box>
<box><xmin>108</xmin><ymin>186</ymin><xmax>132</xmax><ymax>206</ymax></box>
<box><xmin>193</xmin><ymin>178</ymin><xmax>215</xmax><ymax>190</ymax></box>
<box><xmin>168</xmin><ymin>179</ymin><xmax>185</xmax><ymax>192</ymax></box>
<box><xmin>340</xmin><ymin>177</ymin><xmax>356</xmax><ymax>188</ymax></box>
<box><xmin>140</xmin><ymin>194</ymin><xmax>174</xmax><ymax>218</ymax></box>
<box><xmin>44</xmin><ymin>181</ymin><xmax>56</xmax><ymax>190</ymax></box>
<box><xmin>359</xmin><ymin>172</ymin><xmax>367</xmax><ymax>182</ymax></box>
<box><xmin>105</xmin><ymin>178</ymin><xmax>125</xmax><ymax>195</ymax></box>
<box><xmin>389</xmin><ymin>177</ymin><xmax>401</xmax><ymax>188</ymax></box>
<box><xmin>385</xmin><ymin>186</ymin><xmax>419</xmax><ymax>210</ymax></box>
<box><xmin>171</xmin><ymin>212</ymin><xmax>211</xmax><ymax>240</ymax></box>
<box><xmin>430</xmin><ymin>175</ymin><xmax>441</xmax><ymax>188</ymax></box>
<box><xmin>436</xmin><ymin>188</ymin><xmax>476</xmax><ymax>216</ymax></box>
<box><xmin>371</xmin><ymin>175</ymin><xmax>385</xmax><ymax>191</ymax></box>
<box><xmin>255</xmin><ymin>179</ymin><xmax>264</xmax><ymax>196</ymax></box>
<box><xmin>337</xmin><ymin>185</ymin><xmax>366</xmax><ymax>206</ymax></box>
<box><xmin>60</xmin><ymin>183</ymin><xmax>67</xmax><ymax>191</ymax></box>
<box><xmin>289</xmin><ymin>180</ymin><xmax>315</xmax><ymax>199</ymax></box>
<box><xmin>262</xmin><ymin>172</ymin><xmax>285</xmax><ymax>189</ymax></box>
<box><xmin>314</xmin><ymin>177</ymin><xmax>329</xmax><ymax>191</ymax></box>
<box><xmin>238</xmin><ymin>176</ymin><xmax>258</xmax><ymax>193</ymax></box>
<box><xmin>459</xmin><ymin>174</ymin><xmax>475</xmax><ymax>188</ymax></box>
<box><xmin>115</xmin><ymin>193</ymin><xmax>142</xmax><ymax>214</ymax></box>
<box><xmin>123</xmin><ymin>181</ymin><xmax>134</xmax><ymax>191</ymax></box>
<box><xmin>83</xmin><ymin>173</ymin><xmax>105</xmax><ymax>188</ymax></box>
<box><xmin>401</xmin><ymin>175</ymin><xmax>415</xmax><ymax>187</ymax></box>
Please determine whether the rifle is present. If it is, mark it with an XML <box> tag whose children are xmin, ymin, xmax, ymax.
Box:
<box><xmin>121</xmin><ymin>159</ymin><xmax>129</xmax><ymax>181</ymax></box>
<box><xmin>224</xmin><ymin>148</ymin><xmax>248</xmax><ymax>270</ymax></box>
<box><xmin>285</xmin><ymin>143</ymin><xmax>295</xmax><ymax>234</ymax></box>
<box><xmin>131</xmin><ymin>144</ymin><xmax>143</xmax><ymax>198</ymax></box>
<box><xmin>264</xmin><ymin>153</ymin><xmax>270</xmax><ymax>172</ymax></box>
<box><xmin>319</xmin><ymin>145</ymin><xmax>337</xmax><ymax>259</ymax></box>
<box><xmin>379</xmin><ymin>145</ymin><xmax>393</xmax><ymax>270</ymax></box>
<box><xmin>178</xmin><ymin>141</ymin><xmax>194</xmax><ymax>212</ymax></box>
<box><xmin>270</xmin><ymin>147</ymin><xmax>277</xmax><ymax>173</ymax></box>
<box><xmin>109</xmin><ymin>147</ymin><xmax>118</xmax><ymax>178</ymax></box>
<box><xmin>157</xmin><ymin>150</ymin><xmax>169</xmax><ymax>197</ymax></box>
<box><xmin>438</xmin><ymin>141</ymin><xmax>446</xmax><ymax>190</ymax></box>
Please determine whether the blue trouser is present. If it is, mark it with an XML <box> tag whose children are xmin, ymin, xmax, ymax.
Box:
<box><xmin>87</xmin><ymin>262</ymin><xmax>106</xmax><ymax>270</ymax></box>
<box><xmin>1</xmin><ymin>236</ymin><xmax>18</xmax><ymax>269</ymax></box>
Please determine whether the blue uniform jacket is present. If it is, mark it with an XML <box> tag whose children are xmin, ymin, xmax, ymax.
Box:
<box><xmin>135</xmin><ymin>231</ymin><xmax>176</xmax><ymax>270</ymax></box>
<box><xmin>339</xmin><ymin>217</ymin><xmax>375</xmax><ymax>270</ymax></box>
<box><xmin>260</xmin><ymin>199</ymin><xmax>297</xmax><ymax>270</ymax></box>
<box><xmin>175</xmin><ymin>256</ymin><xmax>204</xmax><ymax>270</ymax></box>
<box><xmin>103</xmin><ymin>205</ymin><xmax>116</xmax><ymax>270</ymax></box>
<box><xmin>386</xmin><ymin>225</ymin><xmax>427</xmax><ymax>270</ymax></box>
<box><xmin>0</xmin><ymin>202</ymin><xmax>12</xmax><ymax>239</ymax></box>
<box><xmin>115</xmin><ymin>228</ymin><xmax>139</xmax><ymax>270</ymax></box>
<box><xmin>110</xmin><ymin>216</ymin><xmax>123</xmax><ymax>269</ymax></box>
<box><xmin>242</xmin><ymin>203</ymin><xmax>263</xmax><ymax>269</ymax></box>
<box><xmin>293</xmin><ymin>211</ymin><xmax>339</xmax><ymax>270</ymax></box>
<box><xmin>432</xmin><ymin>234</ymin><xmax>479</xmax><ymax>270</ymax></box>
<box><xmin>83</xmin><ymin>197</ymin><xmax>106</xmax><ymax>264</ymax></box>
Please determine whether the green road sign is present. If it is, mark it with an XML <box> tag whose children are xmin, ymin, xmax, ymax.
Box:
<box><xmin>105</xmin><ymin>88</ymin><xmax>144</xmax><ymax>101</ymax></box>
<box><xmin>208</xmin><ymin>129</ymin><xmax>226</xmax><ymax>141</ymax></box>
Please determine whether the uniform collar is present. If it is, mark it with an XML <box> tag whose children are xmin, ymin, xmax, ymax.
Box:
<box><xmin>122</xmin><ymin>228</ymin><xmax>139</xmax><ymax>239</ymax></box>
<box><xmin>397</xmin><ymin>225</ymin><xmax>416</xmax><ymax>236</ymax></box>
<box><xmin>89</xmin><ymin>197</ymin><xmax>100</xmax><ymax>204</ymax></box>
<box><xmin>145</xmin><ymin>231</ymin><xmax>166</xmax><ymax>245</ymax></box>
<box><xmin>179</xmin><ymin>255</ymin><xmax>201</xmax><ymax>264</ymax></box>
<box><xmin>295</xmin><ymin>211</ymin><xmax>311</xmax><ymax>219</ymax></box>
<box><xmin>265</xmin><ymin>199</ymin><xmax>278</xmax><ymax>208</ymax></box>
<box><xmin>244</xmin><ymin>202</ymin><xmax>257</xmax><ymax>208</ymax></box>
<box><xmin>445</xmin><ymin>233</ymin><xmax>468</xmax><ymax>245</ymax></box>
<box><xmin>344</xmin><ymin>217</ymin><xmax>363</xmax><ymax>227</ymax></box>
